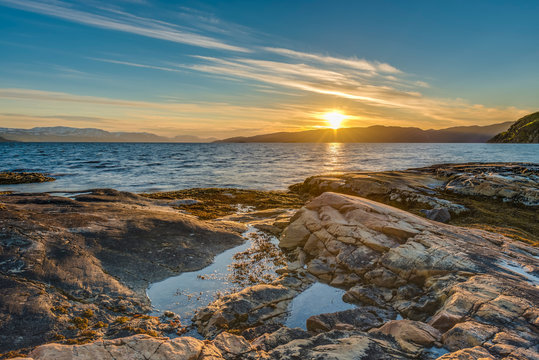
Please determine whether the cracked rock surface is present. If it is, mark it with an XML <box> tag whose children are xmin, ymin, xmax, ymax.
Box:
<box><xmin>3</xmin><ymin>163</ymin><xmax>539</xmax><ymax>360</ymax></box>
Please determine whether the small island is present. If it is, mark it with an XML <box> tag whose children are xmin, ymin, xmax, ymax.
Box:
<box><xmin>0</xmin><ymin>172</ymin><xmax>55</xmax><ymax>185</ymax></box>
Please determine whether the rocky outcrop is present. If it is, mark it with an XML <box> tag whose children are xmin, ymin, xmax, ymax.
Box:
<box><xmin>0</xmin><ymin>172</ymin><xmax>55</xmax><ymax>185</ymax></box>
<box><xmin>6</xmin><ymin>189</ymin><xmax>539</xmax><ymax>359</ymax></box>
<box><xmin>294</xmin><ymin>163</ymin><xmax>538</xmax><ymax>208</ymax></box>
<box><xmin>11</xmin><ymin>334</ymin><xmax>226</xmax><ymax>360</ymax></box>
<box><xmin>275</xmin><ymin>191</ymin><xmax>538</xmax><ymax>359</ymax></box>
<box><xmin>194</xmin><ymin>277</ymin><xmax>312</xmax><ymax>338</ymax></box>
<box><xmin>0</xmin><ymin>190</ymin><xmax>243</xmax><ymax>352</ymax></box>
<box><xmin>3</xmin><ymin>166</ymin><xmax>539</xmax><ymax>359</ymax></box>
<box><xmin>291</xmin><ymin>163</ymin><xmax>539</xmax><ymax>246</ymax></box>
<box><xmin>489</xmin><ymin>111</ymin><xmax>539</xmax><ymax>143</ymax></box>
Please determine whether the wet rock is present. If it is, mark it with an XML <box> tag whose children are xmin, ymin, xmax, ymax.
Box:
<box><xmin>306</xmin><ymin>307</ymin><xmax>396</xmax><ymax>333</ymax></box>
<box><xmin>194</xmin><ymin>284</ymin><xmax>298</xmax><ymax>338</ymax></box>
<box><xmin>251</xmin><ymin>327</ymin><xmax>310</xmax><ymax>351</ymax></box>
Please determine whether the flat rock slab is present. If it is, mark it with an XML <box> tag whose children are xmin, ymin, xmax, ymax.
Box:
<box><xmin>0</xmin><ymin>189</ymin><xmax>243</xmax><ymax>352</ymax></box>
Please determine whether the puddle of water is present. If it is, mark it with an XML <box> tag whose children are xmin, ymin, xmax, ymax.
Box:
<box><xmin>498</xmin><ymin>260</ymin><xmax>539</xmax><ymax>286</ymax></box>
<box><xmin>147</xmin><ymin>226</ymin><xmax>282</xmax><ymax>327</ymax></box>
<box><xmin>147</xmin><ymin>235</ymin><xmax>250</xmax><ymax>322</ymax></box>
<box><xmin>284</xmin><ymin>282</ymin><xmax>356</xmax><ymax>329</ymax></box>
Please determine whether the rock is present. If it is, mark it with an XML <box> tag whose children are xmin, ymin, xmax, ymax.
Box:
<box><xmin>265</xmin><ymin>331</ymin><xmax>412</xmax><ymax>360</ymax></box>
<box><xmin>343</xmin><ymin>285</ymin><xmax>389</xmax><ymax>306</ymax></box>
<box><xmin>170</xmin><ymin>198</ymin><xmax>202</xmax><ymax>206</ymax></box>
<box><xmin>276</xmin><ymin>191</ymin><xmax>538</xmax><ymax>358</ymax></box>
<box><xmin>306</xmin><ymin>307</ymin><xmax>396</xmax><ymax>333</ymax></box>
<box><xmin>423</xmin><ymin>208</ymin><xmax>451</xmax><ymax>223</ymax></box>
<box><xmin>437</xmin><ymin>346</ymin><xmax>495</xmax><ymax>360</ymax></box>
<box><xmin>280</xmin><ymin>218</ymin><xmax>312</xmax><ymax>249</ymax></box>
<box><xmin>212</xmin><ymin>332</ymin><xmax>252</xmax><ymax>358</ymax></box>
<box><xmin>428</xmin><ymin>310</ymin><xmax>463</xmax><ymax>333</ymax></box>
<box><xmin>26</xmin><ymin>335</ymin><xmax>223</xmax><ymax>360</ymax></box>
<box><xmin>194</xmin><ymin>284</ymin><xmax>298</xmax><ymax>338</ymax></box>
<box><xmin>442</xmin><ymin>321</ymin><xmax>498</xmax><ymax>351</ymax></box>
<box><xmin>0</xmin><ymin>190</ymin><xmax>243</xmax><ymax>352</ymax></box>
<box><xmin>369</xmin><ymin>320</ymin><xmax>441</xmax><ymax>353</ymax></box>
<box><xmin>292</xmin><ymin>163</ymin><xmax>539</xmax><ymax>240</ymax></box>
<box><xmin>0</xmin><ymin>172</ymin><xmax>55</xmax><ymax>184</ymax></box>
<box><xmin>251</xmin><ymin>327</ymin><xmax>310</xmax><ymax>351</ymax></box>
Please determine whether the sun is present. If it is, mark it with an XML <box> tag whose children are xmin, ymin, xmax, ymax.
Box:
<box><xmin>323</xmin><ymin>111</ymin><xmax>346</xmax><ymax>129</ymax></box>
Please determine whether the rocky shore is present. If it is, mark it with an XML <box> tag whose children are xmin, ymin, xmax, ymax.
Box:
<box><xmin>0</xmin><ymin>172</ymin><xmax>55</xmax><ymax>185</ymax></box>
<box><xmin>1</xmin><ymin>163</ymin><xmax>537</xmax><ymax>359</ymax></box>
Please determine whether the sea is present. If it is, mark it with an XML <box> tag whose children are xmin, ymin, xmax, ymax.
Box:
<box><xmin>1</xmin><ymin>142</ymin><xmax>538</xmax><ymax>193</ymax></box>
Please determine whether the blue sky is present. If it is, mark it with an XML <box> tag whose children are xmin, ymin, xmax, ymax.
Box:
<box><xmin>1</xmin><ymin>0</ymin><xmax>538</xmax><ymax>137</ymax></box>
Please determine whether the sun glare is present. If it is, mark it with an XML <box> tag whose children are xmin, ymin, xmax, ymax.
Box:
<box><xmin>323</xmin><ymin>111</ymin><xmax>346</xmax><ymax>129</ymax></box>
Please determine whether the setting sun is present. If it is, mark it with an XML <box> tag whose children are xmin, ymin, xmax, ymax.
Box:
<box><xmin>323</xmin><ymin>111</ymin><xmax>347</xmax><ymax>129</ymax></box>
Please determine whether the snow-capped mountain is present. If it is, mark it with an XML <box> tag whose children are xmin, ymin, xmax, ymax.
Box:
<box><xmin>0</xmin><ymin>127</ymin><xmax>217</xmax><ymax>142</ymax></box>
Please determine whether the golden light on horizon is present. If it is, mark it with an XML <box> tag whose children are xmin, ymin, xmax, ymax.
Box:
<box><xmin>323</xmin><ymin>111</ymin><xmax>347</xmax><ymax>129</ymax></box>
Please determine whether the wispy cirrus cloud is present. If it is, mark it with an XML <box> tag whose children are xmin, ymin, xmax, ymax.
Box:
<box><xmin>82</xmin><ymin>52</ymin><xmax>529</xmax><ymax>128</ymax></box>
<box><xmin>0</xmin><ymin>0</ymin><xmax>248</xmax><ymax>52</ymax></box>
<box><xmin>90</xmin><ymin>58</ymin><xmax>185</xmax><ymax>73</ymax></box>
<box><xmin>177</xmin><ymin>55</ymin><xmax>529</xmax><ymax>126</ymax></box>
<box><xmin>264</xmin><ymin>47</ymin><xmax>402</xmax><ymax>74</ymax></box>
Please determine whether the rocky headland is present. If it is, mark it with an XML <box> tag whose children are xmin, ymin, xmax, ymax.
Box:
<box><xmin>1</xmin><ymin>163</ymin><xmax>537</xmax><ymax>359</ymax></box>
<box><xmin>489</xmin><ymin>112</ymin><xmax>539</xmax><ymax>143</ymax></box>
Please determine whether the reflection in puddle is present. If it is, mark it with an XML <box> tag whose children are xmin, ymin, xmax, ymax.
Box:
<box><xmin>285</xmin><ymin>282</ymin><xmax>356</xmax><ymax>329</ymax></box>
<box><xmin>147</xmin><ymin>227</ymin><xmax>282</xmax><ymax>326</ymax></box>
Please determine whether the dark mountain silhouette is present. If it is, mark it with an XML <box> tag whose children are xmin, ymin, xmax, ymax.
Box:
<box><xmin>217</xmin><ymin>122</ymin><xmax>513</xmax><ymax>143</ymax></box>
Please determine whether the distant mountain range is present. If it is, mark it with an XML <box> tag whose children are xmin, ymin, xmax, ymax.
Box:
<box><xmin>0</xmin><ymin>127</ymin><xmax>217</xmax><ymax>143</ymax></box>
<box><xmin>0</xmin><ymin>120</ymin><xmax>527</xmax><ymax>143</ymax></box>
<box><xmin>488</xmin><ymin>112</ymin><xmax>539</xmax><ymax>143</ymax></box>
<box><xmin>217</xmin><ymin>122</ymin><xmax>513</xmax><ymax>143</ymax></box>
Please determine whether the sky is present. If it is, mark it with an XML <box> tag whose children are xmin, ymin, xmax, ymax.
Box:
<box><xmin>0</xmin><ymin>0</ymin><xmax>538</xmax><ymax>138</ymax></box>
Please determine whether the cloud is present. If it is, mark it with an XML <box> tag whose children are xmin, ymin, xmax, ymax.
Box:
<box><xmin>0</xmin><ymin>0</ymin><xmax>248</xmax><ymax>52</ymax></box>
<box><xmin>264</xmin><ymin>47</ymin><xmax>401</xmax><ymax>74</ymax></box>
<box><xmin>182</xmin><ymin>56</ymin><xmax>422</xmax><ymax>108</ymax></box>
<box><xmin>90</xmin><ymin>58</ymin><xmax>185</xmax><ymax>73</ymax></box>
<box><xmin>0</xmin><ymin>88</ymin><xmax>315</xmax><ymax>136</ymax></box>
<box><xmin>0</xmin><ymin>1</ymin><xmax>530</xmax><ymax>134</ymax></box>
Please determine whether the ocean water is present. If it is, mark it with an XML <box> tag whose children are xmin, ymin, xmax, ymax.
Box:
<box><xmin>0</xmin><ymin>142</ymin><xmax>537</xmax><ymax>192</ymax></box>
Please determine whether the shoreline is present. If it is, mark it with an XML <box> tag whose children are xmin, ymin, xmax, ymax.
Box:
<box><xmin>1</xmin><ymin>163</ymin><xmax>538</xmax><ymax>359</ymax></box>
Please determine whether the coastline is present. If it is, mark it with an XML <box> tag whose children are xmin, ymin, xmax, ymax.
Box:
<box><xmin>0</xmin><ymin>163</ymin><xmax>538</xmax><ymax>359</ymax></box>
